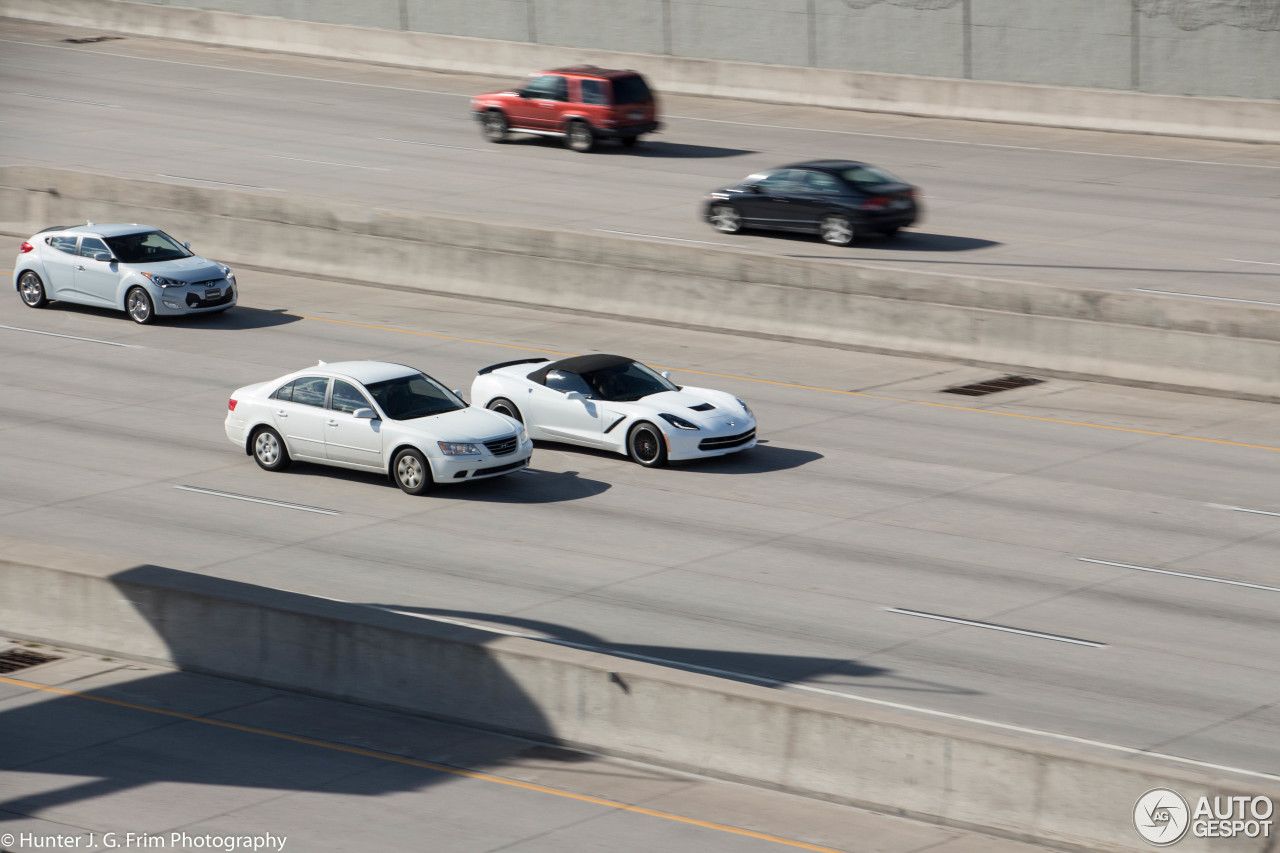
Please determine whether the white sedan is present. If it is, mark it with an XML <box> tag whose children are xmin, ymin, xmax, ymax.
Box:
<box><xmin>226</xmin><ymin>361</ymin><xmax>532</xmax><ymax>495</ymax></box>
<box><xmin>470</xmin><ymin>354</ymin><xmax>756</xmax><ymax>467</ymax></box>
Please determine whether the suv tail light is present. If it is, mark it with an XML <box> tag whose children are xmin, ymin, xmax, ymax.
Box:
<box><xmin>19</xmin><ymin>242</ymin><xmax>33</xmax><ymax>253</ymax></box>
<box><xmin>228</xmin><ymin>399</ymin><xmax>238</xmax><ymax>412</ymax></box>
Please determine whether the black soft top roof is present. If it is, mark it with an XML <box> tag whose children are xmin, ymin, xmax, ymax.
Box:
<box><xmin>528</xmin><ymin>353</ymin><xmax>633</xmax><ymax>384</ymax></box>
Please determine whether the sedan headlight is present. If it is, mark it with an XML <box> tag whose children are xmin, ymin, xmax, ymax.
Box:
<box><xmin>735</xmin><ymin>397</ymin><xmax>754</xmax><ymax>417</ymax></box>
<box><xmin>141</xmin><ymin>272</ymin><xmax>184</xmax><ymax>288</ymax></box>
<box><xmin>438</xmin><ymin>442</ymin><xmax>481</xmax><ymax>456</ymax></box>
<box><xmin>659</xmin><ymin>413</ymin><xmax>700</xmax><ymax>431</ymax></box>
<box><xmin>517</xmin><ymin>425</ymin><xmax>528</xmax><ymax>444</ymax></box>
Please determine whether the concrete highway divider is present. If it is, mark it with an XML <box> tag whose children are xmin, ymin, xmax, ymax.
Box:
<box><xmin>5</xmin><ymin>165</ymin><xmax>1280</xmax><ymax>400</ymax></box>
<box><xmin>3</xmin><ymin>0</ymin><xmax>1279</xmax><ymax>143</ymax></box>
<box><xmin>1</xmin><ymin>535</ymin><xmax>1276</xmax><ymax>853</ymax></box>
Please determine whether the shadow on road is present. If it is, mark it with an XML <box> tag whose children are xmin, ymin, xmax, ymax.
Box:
<box><xmin>530</xmin><ymin>440</ymin><xmax>820</xmax><ymax>474</ymax></box>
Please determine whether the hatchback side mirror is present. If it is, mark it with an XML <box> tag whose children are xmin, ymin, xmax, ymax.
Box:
<box><xmin>92</xmin><ymin>251</ymin><xmax>114</xmax><ymax>263</ymax></box>
<box><xmin>352</xmin><ymin>408</ymin><xmax>378</xmax><ymax>420</ymax></box>
<box><xmin>183</xmin><ymin>242</ymin><xmax>190</xmax><ymax>249</ymax></box>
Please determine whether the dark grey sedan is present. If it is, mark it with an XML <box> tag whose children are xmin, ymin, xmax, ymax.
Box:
<box><xmin>703</xmin><ymin>160</ymin><xmax>919</xmax><ymax>246</ymax></box>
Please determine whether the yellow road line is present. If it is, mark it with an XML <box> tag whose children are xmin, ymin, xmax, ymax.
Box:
<box><xmin>289</xmin><ymin>313</ymin><xmax>1280</xmax><ymax>454</ymax></box>
<box><xmin>0</xmin><ymin>673</ymin><xmax>849</xmax><ymax>853</ymax></box>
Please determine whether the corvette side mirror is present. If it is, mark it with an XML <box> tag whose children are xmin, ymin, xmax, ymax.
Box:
<box><xmin>565</xmin><ymin>391</ymin><xmax>584</xmax><ymax>401</ymax></box>
<box><xmin>661</xmin><ymin>371</ymin><xmax>670</xmax><ymax>379</ymax></box>
<box><xmin>352</xmin><ymin>408</ymin><xmax>378</xmax><ymax>420</ymax></box>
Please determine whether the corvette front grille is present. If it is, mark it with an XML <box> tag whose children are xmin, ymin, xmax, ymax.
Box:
<box><xmin>699</xmin><ymin>428</ymin><xmax>755</xmax><ymax>451</ymax></box>
<box><xmin>484</xmin><ymin>435</ymin><xmax>519</xmax><ymax>456</ymax></box>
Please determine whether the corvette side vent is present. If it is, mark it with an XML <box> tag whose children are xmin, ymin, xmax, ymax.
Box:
<box><xmin>688</xmin><ymin>403</ymin><xmax>716</xmax><ymax>412</ymax></box>
<box><xmin>0</xmin><ymin>648</ymin><xmax>61</xmax><ymax>674</ymax></box>
<box><xmin>943</xmin><ymin>375</ymin><xmax>1043</xmax><ymax>396</ymax></box>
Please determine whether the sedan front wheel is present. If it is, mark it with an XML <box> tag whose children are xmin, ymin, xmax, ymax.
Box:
<box><xmin>709</xmin><ymin>204</ymin><xmax>742</xmax><ymax>234</ymax></box>
<box><xmin>393</xmin><ymin>448</ymin><xmax>433</xmax><ymax>495</ymax></box>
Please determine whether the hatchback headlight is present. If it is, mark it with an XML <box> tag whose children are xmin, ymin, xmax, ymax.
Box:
<box><xmin>659</xmin><ymin>413</ymin><xmax>700</xmax><ymax>431</ymax></box>
<box><xmin>438</xmin><ymin>442</ymin><xmax>481</xmax><ymax>456</ymax></box>
<box><xmin>218</xmin><ymin>264</ymin><xmax>235</xmax><ymax>280</ymax></box>
<box><xmin>141</xmin><ymin>272</ymin><xmax>184</xmax><ymax>288</ymax></box>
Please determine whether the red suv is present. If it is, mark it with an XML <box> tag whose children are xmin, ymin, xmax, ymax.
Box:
<box><xmin>471</xmin><ymin>66</ymin><xmax>660</xmax><ymax>153</ymax></box>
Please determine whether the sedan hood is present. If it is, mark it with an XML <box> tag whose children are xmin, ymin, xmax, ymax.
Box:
<box><xmin>140</xmin><ymin>256</ymin><xmax>225</xmax><ymax>282</ymax></box>
<box><xmin>422</xmin><ymin>406</ymin><xmax>520</xmax><ymax>442</ymax></box>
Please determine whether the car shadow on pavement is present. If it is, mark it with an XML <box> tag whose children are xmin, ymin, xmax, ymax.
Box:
<box><xmin>272</xmin><ymin>459</ymin><xmax>610</xmax><ymax>503</ymax></box>
<box><xmin>185</xmin><ymin>307</ymin><xmax>303</xmax><ymax>330</ymax></box>
<box><xmin>500</xmin><ymin>136</ymin><xmax>755</xmax><ymax>158</ymax></box>
<box><xmin>529</xmin><ymin>441</ymin><xmax>820</xmax><ymax>474</ymax></box>
<box><xmin>780</xmin><ymin>231</ymin><xmax>1001</xmax><ymax>255</ymax></box>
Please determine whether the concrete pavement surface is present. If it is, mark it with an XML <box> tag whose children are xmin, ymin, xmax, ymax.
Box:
<box><xmin>1</xmin><ymin>17</ymin><xmax>1280</xmax><ymax>304</ymax></box>
<box><xmin>0</xmin><ymin>267</ymin><xmax>1279</xmax><ymax>785</ymax></box>
<box><xmin>0</xmin><ymin>644</ymin><xmax>1058</xmax><ymax>853</ymax></box>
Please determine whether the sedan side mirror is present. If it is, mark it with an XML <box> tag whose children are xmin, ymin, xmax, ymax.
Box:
<box><xmin>352</xmin><ymin>408</ymin><xmax>378</xmax><ymax>420</ymax></box>
<box><xmin>745</xmin><ymin>184</ymin><xmax>762</xmax><ymax>194</ymax></box>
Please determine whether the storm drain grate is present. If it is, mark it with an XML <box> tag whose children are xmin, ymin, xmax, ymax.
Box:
<box><xmin>0</xmin><ymin>649</ymin><xmax>61</xmax><ymax>674</ymax></box>
<box><xmin>63</xmin><ymin>36</ymin><xmax>125</xmax><ymax>44</ymax></box>
<box><xmin>943</xmin><ymin>375</ymin><xmax>1044</xmax><ymax>396</ymax></box>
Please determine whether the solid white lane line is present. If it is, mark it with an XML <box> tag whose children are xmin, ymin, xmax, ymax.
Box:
<box><xmin>1080</xmin><ymin>557</ymin><xmax>1280</xmax><ymax>594</ymax></box>
<box><xmin>157</xmin><ymin>174</ymin><xmax>283</xmax><ymax>192</ymax></box>
<box><xmin>1131</xmin><ymin>288</ymin><xmax>1280</xmax><ymax>307</ymax></box>
<box><xmin>885</xmin><ymin>607</ymin><xmax>1107</xmax><ymax>647</ymax></box>
<box><xmin>377</xmin><ymin>137</ymin><xmax>486</xmax><ymax>152</ymax></box>
<box><xmin>15</xmin><ymin>92</ymin><xmax>116</xmax><ymax>107</ymax></box>
<box><xmin>356</xmin><ymin>602</ymin><xmax>1280</xmax><ymax>782</ymax></box>
<box><xmin>1225</xmin><ymin>258</ymin><xmax>1280</xmax><ymax>266</ymax></box>
<box><xmin>268</xmin><ymin>154</ymin><xmax>388</xmax><ymax>170</ymax></box>
<box><xmin>0</xmin><ymin>324</ymin><xmax>136</xmax><ymax>347</ymax></box>
<box><xmin>594</xmin><ymin>229</ymin><xmax>745</xmax><ymax>249</ymax></box>
<box><xmin>173</xmin><ymin>485</ymin><xmax>340</xmax><ymax>515</ymax></box>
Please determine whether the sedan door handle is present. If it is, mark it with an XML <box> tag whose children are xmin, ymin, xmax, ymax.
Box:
<box><xmin>327</xmin><ymin>420</ymin><xmax>339</xmax><ymax>427</ymax></box>
<box><xmin>275</xmin><ymin>409</ymin><xmax>288</xmax><ymax>417</ymax></box>
<box><xmin>76</xmin><ymin>265</ymin><xmax>86</xmax><ymax>270</ymax></box>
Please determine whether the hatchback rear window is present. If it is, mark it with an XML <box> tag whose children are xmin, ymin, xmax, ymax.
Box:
<box><xmin>610</xmin><ymin>75</ymin><xmax>652</xmax><ymax>105</ymax></box>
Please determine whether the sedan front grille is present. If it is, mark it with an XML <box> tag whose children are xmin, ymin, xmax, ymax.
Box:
<box><xmin>699</xmin><ymin>428</ymin><xmax>755</xmax><ymax>451</ymax></box>
<box><xmin>484</xmin><ymin>435</ymin><xmax>519</xmax><ymax>456</ymax></box>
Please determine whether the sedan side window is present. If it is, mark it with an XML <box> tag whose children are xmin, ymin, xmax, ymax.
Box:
<box><xmin>545</xmin><ymin>370</ymin><xmax>594</xmax><ymax>397</ymax></box>
<box><xmin>801</xmin><ymin>171</ymin><xmax>843</xmax><ymax>194</ymax></box>
<box><xmin>48</xmin><ymin>235</ymin><xmax>78</xmax><ymax>254</ymax></box>
<box><xmin>290</xmin><ymin>376</ymin><xmax>330</xmax><ymax>408</ymax></box>
<box><xmin>329</xmin><ymin>380</ymin><xmax>371</xmax><ymax>414</ymax></box>
<box><xmin>755</xmin><ymin>171</ymin><xmax>801</xmax><ymax>194</ymax></box>
<box><xmin>78</xmin><ymin>237</ymin><xmax>110</xmax><ymax>259</ymax></box>
<box><xmin>271</xmin><ymin>381</ymin><xmax>295</xmax><ymax>402</ymax></box>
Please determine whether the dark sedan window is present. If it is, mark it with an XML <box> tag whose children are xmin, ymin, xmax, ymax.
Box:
<box><xmin>103</xmin><ymin>230</ymin><xmax>194</xmax><ymax>264</ymax></box>
<box><xmin>365</xmin><ymin>373</ymin><xmax>465</xmax><ymax>420</ymax></box>
<box><xmin>754</xmin><ymin>171</ymin><xmax>803</xmax><ymax>194</ymax></box>
<box><xmin>840</xmin><ymin>165</ymin><xmax>903</xmax><ymax>188</ymax></box>
<box><xmin>611</xmin><ymin>74</ymin><xmax>652</xmax><ymax>105</ymax></box>
<box><xmin>581</xmin><ymin>361</ymin><xmax>677</xmax><ymax>402</ymax></box>
<box><xmin>801</xmin><ymin>171</ymin><xmax>844</xmax><ymax>194</ymax></box>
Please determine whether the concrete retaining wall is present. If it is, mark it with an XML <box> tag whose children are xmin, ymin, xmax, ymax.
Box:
<box><xmin>6</xmin><ymin>164</ymin><xmax>1280</xmax><ymax>401</ymax></box>
<box><xmin>5</xmin><ymin>0</ymin><xmax>1280</xmax><ymax>143</ymax></box>
<box><xmin>1</xmin><ymin>536</ymin><xmax>1276</xmax><ymax>853</ymax></box>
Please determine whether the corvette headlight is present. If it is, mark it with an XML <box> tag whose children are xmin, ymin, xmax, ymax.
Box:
<box><xmin>141</xmin><ymin>272</ymin><xmax>184</xmax><ymax>288</ymax></box>
<box><xmin>438</xmin><ymin>442</ymin><xmax>481</xmax><ymax>456</ymax></box>
<box><xmin>659</xmin><ymin>413</ymin><xmax>700</xmax><ymax>431</ymax></box>
<box><xmin>735</xmin><ymin>397</ymin><xmax>753</xmax><ymax>417</ymax></box>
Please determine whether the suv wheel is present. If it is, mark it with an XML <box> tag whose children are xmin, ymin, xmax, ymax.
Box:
<box><xmin>482</xmin><ymin>111</ymin><xmax>508</xmax><ymax>143</ymax></box>
<box><xmin>565</xmin><ymin>121</ymin><xmax>595</xmax><ymax>153</ymax></box>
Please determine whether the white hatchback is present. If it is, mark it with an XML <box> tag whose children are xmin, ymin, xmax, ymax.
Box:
<box><xmin>226</xmin><ymin>361</ymin><xmax>532</xmax><ymax>495</ymax></box>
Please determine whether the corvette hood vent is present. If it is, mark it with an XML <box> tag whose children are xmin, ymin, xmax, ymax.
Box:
<box><xmin>688</xmin><ymin>403</ymin><xmax>716</xmax><ymax>412</ymax></box>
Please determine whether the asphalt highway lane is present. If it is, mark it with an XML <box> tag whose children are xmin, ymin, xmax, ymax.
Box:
<box><xmin>1</xmin><ymin>268</ymin><xmax>1278</xmax><ymax>781</ymax></box>
<box><xmin>2</xmin><ymin>18</ymin><xmax>1280</xmax><ymax>303</ymax></box>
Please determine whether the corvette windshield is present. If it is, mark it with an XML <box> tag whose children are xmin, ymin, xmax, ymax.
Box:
<box><xmin>103</xmin><ymin>230</ymin><xmax>194</xmax><ymax>264</ymax></box>
<box><xmin>365</xmin><ymin>373</ymin><xmax>465</xmax><ymax>420</ymax></box>
<box><xmin>581</xmin><ymin>361</ymin><xmax>677</xmax><ymax>402</ymax></box>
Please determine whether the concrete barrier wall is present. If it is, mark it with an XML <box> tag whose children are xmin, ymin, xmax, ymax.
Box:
<box><xmin>5</xmin><ymin>164</ymin><xmax>1280</xmax><ymax>400</ymax></box>
<box><xmin>6</xmin><ymin>0</ymin><xmax>1280</xmax><ymax>143</ymax></box>
<box><xmin>1</xmin><ymin>536</ymin><xmax>1276</xmax><ymax>853</ymax></box>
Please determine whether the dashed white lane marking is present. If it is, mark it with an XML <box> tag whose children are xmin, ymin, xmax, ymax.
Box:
<box><xmin>15</xmin><ymin>92</ymin><xmax>116</xmax><ymax>107</ymax></box>
<box><xmin>1080</xmin><ymin>556</ymin><xmax>1280</xmax><ymax>594</ymax></box>
<box><xmin>1131</xmin><ymin>288</ymin><xmax>1280</xmax><ymax>307</ymax></box>
<box><xmin>268</xmin><ymin>154</ymin><xmax>388</xmax><ymax>170</ymax></box>
<box><xmin>884</xmin><ymin>607</ymin><xmax>1106</xmax><ymax>647</ymax></box>
<box><xmin>174</xmin><ymin>485</ymin><xmax>340</xmax><ymax>515</ymax></box>
<box><xmin>0</xmin><ymin>324</ymin><xmax>136</xmax><ymax>347</ymax></box>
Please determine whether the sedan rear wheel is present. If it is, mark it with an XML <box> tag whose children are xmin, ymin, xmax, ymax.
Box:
<box><xmin>393</xmin><ymin>448</ymin><xmax>433</xmax><ymax>495</ymax></box>
<box><xmin>710</xmin><ymin>204</ymin><xmax>742</xmax><ymax>234</ymax></box>
<box><xmin>126</xmin><ymin>286</ymin><xmax>155</xmax><ymax>324</ymax></box>
<box><xmin>627</xmin><ymin>422</ymin><xmax>669</xmax><ymax>468</ymax></box>
<box><xmin>252</xmin><ymin>427</ymin><xmax>291</xmax><ymax>472</ymax></box>
<box><xmin>482</xmin><ymin>111</ymin><xmax>508</xmax><ymax>143</ymax></box>
<box><xmin>819</xmin><ymin>214</ymin><xmax>855</xmax><ymax>246</ymax></box>
<box><xmin>18</xmin><ymin>271</ymin><xmax>48</xmax><ymax>308</ymax></box>
<box><xmin>486</xmin><ymin>397</ymin><xmax>523</xmax><ymax>423</ymax></box>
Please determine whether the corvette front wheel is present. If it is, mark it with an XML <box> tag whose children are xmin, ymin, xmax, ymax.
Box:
<box><xmin>627</xmin><ymin>422</ymin><xmax>668</xmax><ymax>467</ymax></box>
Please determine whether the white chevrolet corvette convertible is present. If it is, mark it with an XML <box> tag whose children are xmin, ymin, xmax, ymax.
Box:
<box><xmin>469</xmin><ymin>354</ymin><xmax>756</xmax><ymax>467</ymax></box>
<box><xmin>226</xmin><ymin>361</ymin><xmax>532</xmax><ymax>494</ymax></box>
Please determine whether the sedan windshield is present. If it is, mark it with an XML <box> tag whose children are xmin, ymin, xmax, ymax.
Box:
<box><xmin>581</xmin><ymin>361</ymin><xmax>677</xmax><ymax>402</ymax></box>
<box><xmin>104</xmin><ymin>230</ymin><xmax>194</xmax><ymax>264</ymax></box>
<box><xmin>365</xmin><ymin>373</ymin><xmax>465</xmax><ymax>420</ymax></box>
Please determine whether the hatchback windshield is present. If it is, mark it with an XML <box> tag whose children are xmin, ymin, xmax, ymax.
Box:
<box><xmin>581</xmin><ymin>361</ymin><xmax>677</xmax><ymax>402</ymax></box>
<box><xmin>610</xmin><ymin>75</ymin><xmax>652</xmax><ymax>105</ymax></box>
<box><xmin>103</xmin><ymin>230</ymin><xmax>194</xmax><ymax>265</ymax></box>
<box><xmin>366</xmin><ymin>373</ymin><xmax>465</xmax><ymax>419</ymax></box>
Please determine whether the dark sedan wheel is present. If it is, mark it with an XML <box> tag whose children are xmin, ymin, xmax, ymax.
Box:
<box><xmin>709</xmin><ymin>204</ymin><xmax>742</xmax><ymax>234</ymax></box>
<box><xmin>620</xmin><ymin>136</ymin><xmax>640</xmax><ymax>148</ymax></box>
<box><xmin>486</xmin><ymin>397</ymin><xmax>523</xmax><ymax>423</ymax></box>
<box><xmin>393</xmin><ymin>447</ymin><xmax>433</xmax><ymax>495</ymax></box>
<box><xmin>819</xmin><ymin>214</ymin><xmax>855</xmax><ymax>246</ymax></box>
<box><xmin>627</xmin><ymin>422</ymin><xmax>669</xmax><ymax>468</ymax></box>
<box><xmin>879</xmin><ymin>226</ymin><xmax>902</xmax><ymax>238</ymax></box>
<box><xmin>482</xmin><ymin>111</ymin><xmax>509</xmax><ymax>143</ymax></box>
<box><xmin>18</xmin><ymin>271</ymin><xmax>48</xmax><ymax>308</ymax></box>
<box><xmin>252</xmin><ymin>427</ymin><xmax>291</xmax><ymax>472</ymax></box>
<box><xmin>126</xmin><ymin>286</ymin><xmax>155</xmax><ymax>324</ymax></box>
<box><xmin>565</xmin><ymin>120</ymin><xmax>595</xmax><ymax>153</ymax></box>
